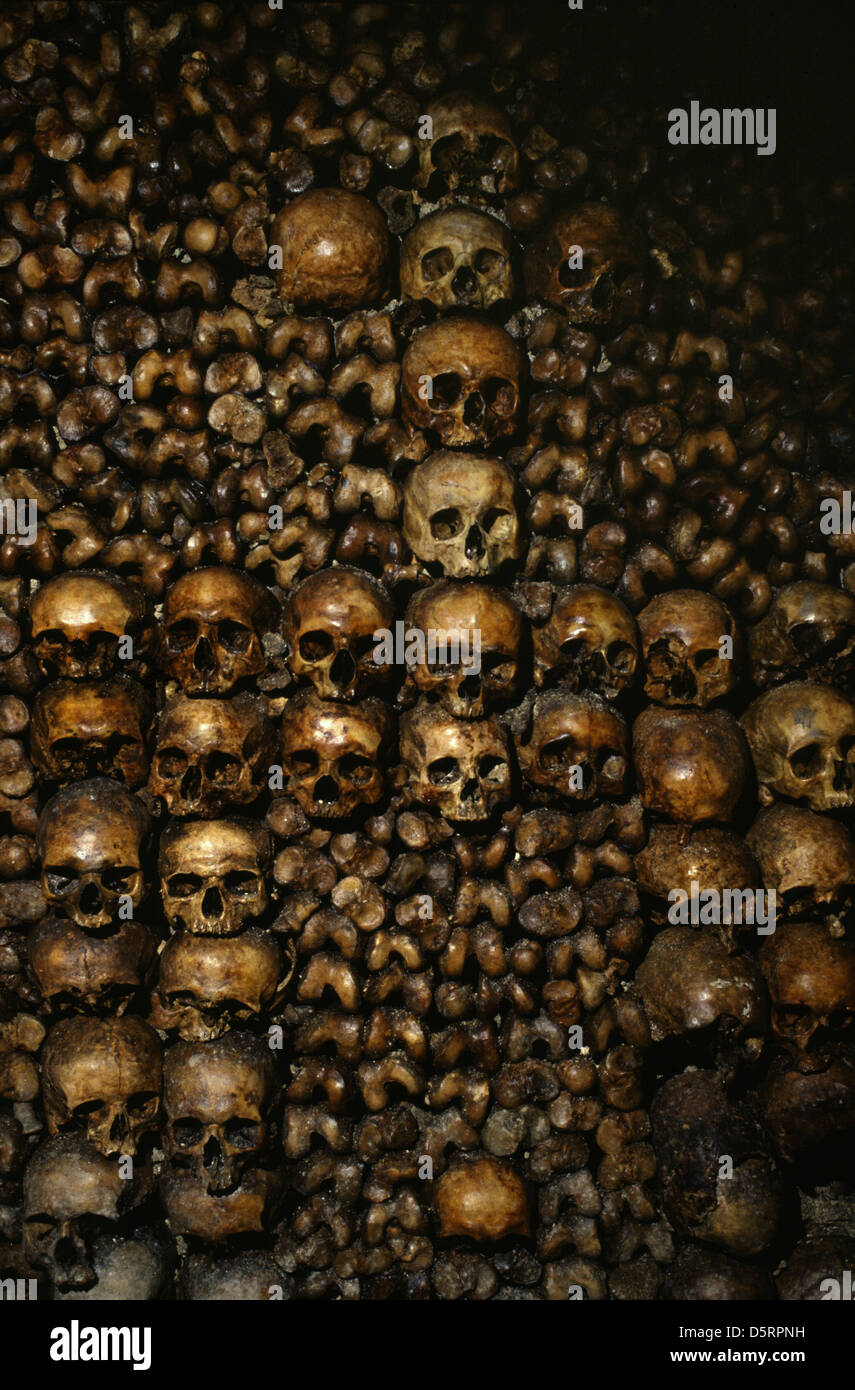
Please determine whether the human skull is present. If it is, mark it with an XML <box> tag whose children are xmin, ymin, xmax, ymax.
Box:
<box><xmin>523</xmin><ymin>202</ymin><xmax>644</xmax><ymax>324</ymax></box>
<box><xmin>633</xmin><ymin>706</ymin><xmax>750</xmax><ymax>825</ymax></box>
<box><xmin>30</xmin><ymin>677</ymin><xmax>152</xmax><ymax>788</ymax></box>
<box><xmin>158</xmin><ymin>568</ymin><xmax>277</xmax><ymax>695</ymax></box>
<box><xmin>403</xmin><ymin>452</ymin><xmax>520</xmax><ymax>578</ymax></box>
<box><xmin>635</xmin><ymin>825</ymin><xmax>761</xmax><ymax>944</ymax></box>
<box><xmin>637</xmin><ymin>926</ymin><xmax>767</xmax><ymax>1057</ymax></box>
<box><xmin>401</xmin><ymin>319</ymin><xmax>522</xmax><ymax>448</ymax></box>
<box><xmin>415</xmin><ymin>91</ymin><xmax>520</xmax><ymax>198</ymax></box>
<box><xmin>760</xmin><ymin>922</ymin><xmax>855</xmax><ymax>1067</ymax></box>
<box><xmin>270</xmin><ymin>188</ymin><xmax>391</xmax><ymax>313</ymax></box>
<box><xmin>434</xmin><ymin>1155</ymin><xmax>530</xmax><ymax>1240</ymax></box>
<box><xmin>24</xmin><ymin>1135</ymin><xmax>139</xmax><ymax>1290</ymax></box>
<box><xmin>28</xmin><ymin>917</ymin><xmax>156</xmax><ymax>1016</ymax></box>
<box><xmin>27</xmin><ymin>570</ymin><xmax>151</xmax><ymax>681</ymax></box>
<box><xmin>403</xmin><ymin>581</ymin><xmax>522</xmax><ymax>718</ymax></box>
<box><xmin>160</xmin><ymin>1163</ymin><xmax>283</xmax><ymax>1244</ymax></box>
<box><xmin>638</xmin><ymin>589</ymin><xmax>739</xmax><ymax>707</ymax></box>
<box><xmin>748</xmin><ymin>581</ymin><xmax>855</xmax><ymax>690</ymax></box>
<box><xmin>51</xmin><ymin>1229</ymin><xmax>172</xmax><ymax>1302</ymax></box>
<box><xmin>163</xmin><ymin>1032</ymin><xmax>278</xmax><ymax>1195</ymax></box>
<box><xmin>283</xmin><ymin>567</ymin><xmax>394</xmax><ymax>702</ymax></box>
<box><xmin>281</xmin><ymin>691</ymin><xmax>393</xmax><ymax>820</ymax></box>
<box><xmin>400</xmin><ymin>207</ymin><xmax>515</xmax><ymax>311</ymax></box>
<box><xmin>516</xmin><ymin>690</ymin><xmax>628</xmax><ymax>801</ymax></box>
<box><xmin>747</xmin><ymin>805</ymin><xmax>855</xmax><ymax>927</ymax></box>
<box><xmin>159</xmin><ymin>820</ymin><xmax>271</xmax><ymax>937</ymax></box>
<box><xmin>149</xmin><ymin>927</ymin><xmax>289</xmax><ymax>1041</ymax></box>
<box><xmin>149</xmin><ymin>694</ymin><xmax>277</xmax><ymax>818</ymax></box>
<box><xmin>533</xmin><ymin>584</ymin><xmax>639</xmax><ymax>699</ymax></box>
<box><xmin>41</xmin><ymin>1016</ymin><xmax>161</xmax><ymax>1157</ymax></box>
<box><xmin>400</xmin><ymin>702</ymin><xmax>512</xmax><ymax>822</ymax></box>
<box><xmin>742</xmin><ymin>682</ymin><xmax>855</xmax><ymax>811</ymax></box>
<box><xmin>38</xmin><ymin>779</ymin><xmax>150</xmax><ymax>931</ymax></box>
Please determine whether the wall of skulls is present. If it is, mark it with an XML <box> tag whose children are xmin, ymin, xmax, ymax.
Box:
<box><xmin>0</xmin><ymin>0</ymin><xmax>854</xmax><ymax>1301</ymax></box>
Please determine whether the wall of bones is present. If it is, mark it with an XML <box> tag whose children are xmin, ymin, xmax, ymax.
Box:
<box><xmin>0</xmin><ymin>0</ymin><xmax>853</xmax><ymax>1301</ymax></box>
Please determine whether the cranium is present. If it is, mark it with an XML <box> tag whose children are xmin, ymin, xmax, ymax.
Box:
<box><xmin>400</xmin><ymin>701</ymin><xmax>512</xmax><ymax>822</ymax></box>
<box><xmin>742</xmin><ymin>682</ymin><xmax>855</xmax><ymax>811</ymax></box>
<box><xmin>533</xmin><ymin>584</ymin><xmax>639</xmax><ymax>698</ymax></box>
<box><xmin>270</xmin><ymin>188</ymin><xmax>391</xmax><ymax>313</ymax></box>
<box><xmin>27</xmin><ymin>570</ymin><xmax>151</xmax><ymax>681</ymax></box>
<box><xmin>400</xmin><ymin>207</ymin><xmax>515</xmax><ymax>311</ymax></box>
<box><xmin>149</xmin><ymin>927</ymin><xmax>289</xmax><ymax>1042</ymax></box>
<box><xmin>748</xmin><ymin>581</ymin><xmax>855</xmax><ymax>690</ymax></box>
<box><xmin>523</xmin><ymin>201</ymin><xmax>644</xmax><ymax>324</ymax></box>
<box><xmin>434</xmin><ymin>1156</ymin><xmax>530</xmax><ymax>1240</ymax></box>
<box><xmin>28</xmin><ymin>917</ymin><xmax>157</xmax><ymax>1016</ymax></box>
<box><xmin>159</xmin><ymin>820</ymin><xmax>271</xmax><ymax>937</ymax></box>
<box><xmin>760</xmin><ymin>922</ymin><xmax>855</xmax><ymax>1068</ymax></box>
<box><xmin>638</xmin><ymin>589</ymin><xmax>739</xmax><ymax>707</ymax></box>
<box><xmin>401</xmin><ymin>319</ymin><xmax>522</xmax><ymax>449</ymax></box>
<box><xmin>415</xmin><ymin>91</ymin><xmax>520</xmax><ymax>198</ymax></box>
<box><xmin>283</xmin><ymin>567</ymin><xmax>394</xmax><ymax>702</ymax></box>
<box><xmin>158</xmin><ymin>567</ymin><xmax>277</xmax><ymax>695</ymax></box>
<box><xmin>637</xmin><ymin>926</ymin><xmax>767</xmax><ymax>1059</ymax></box>
<box><xmin>747</xmin><ymin>805</ymin><xmax>855</xmax><ymax>928</ymax></box>
<box><xmin>41</xmin><ymin>1016</ymin><xmax>161</xmax><ymax>1157</ymax></box>
<box><xmin>402</xmin><ymin>452</ymin><xmax>520</xmax><ymax>578</ymax></box>
<box><xmin>635</xmin><ymin>825</ymin><xmax>761</xmax><ymax>945</ymax></box>
<box><xmin>633</xmin><ymin>706</ymin><xmax>750</xmax><ymax>825</ymax></box>
<box><xmin>403</xmin><ymin>581</ymin><xmax>522</xmax><ymax>717</ymax></box>
<box><xmin>163</xmin><ymin>1032</ymin><xmax>278</xmax><ymax>1195</ymax></box>
<box><xmin>148</xmin><ymin>693</ymin><xmax>277</xmax><ymax>818</ymax></box>
<box><xmin>38</xmin><ymin>779</ymin><xmax>150</xmax><ymax>931</ymax></box>
<box><xmin>160</xmin><ymin>1163</ymin><xmax>283</xmax><ymax>1244</ymax></box>
<box><xmin>281</xmin><ymin>690</ymin><xmax>393</xmax><ymax>820</ymax></box>
<box><xmin>516</xmin><ymin>689</ymin><xmax>628</xmax><ymax>801</ymax></box>
<box><xmin>30</xmin><ymin>677</ymin><xmax>152</xmax><ymax>788</ymax></box>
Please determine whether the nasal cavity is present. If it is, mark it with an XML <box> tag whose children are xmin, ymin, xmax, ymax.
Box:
<box><xmin>465</xmin><ymin>525</ymin><xmax>485</xmax><ymax>559</ymax></box>
<box><xmin>330</xmin><ymin>649</ymin><xmax>356</xmax><ymax>689</ymax></box>
<box><xmin>202</xmin><ymin>886</ymin><xmax>223</xmax><ymax>918</ymax></box>
<box><xmin>181</xmin><ymin>766</ymin><xmax>202</xmax><ymax>801</ymax></box>
<box><xmin>463</xmin><ymin>392</ymin><xmax>485</xmax><ymax>426</ymax></box>
<box><xmin>452</xmin><ymin>266</ymin><xmax>477</xmax><ymax>300</ymax></box>
<box><xmin>458</xmin><ymin>675</ymin><xmax>482</xmax><ymax>703</ymax></box>
<box><xmin>461</xmin><ymin>777</ymin><xmax>480</xmax><ymax>801</ymax></box>
<box><xmin>193</xmin><ymin>636</ymin><xmax>214</xmax><ymax>670</ymax></box>
<box><xmin>54</xmin><ymin>1236</ymin><xmax>79</xmax><ymax>1266</ymax></box>
<box><xmin>79</xmin><ymin>881</ymin><xmax>102</xmax><ymax>915</ymax></box>
<box><xmin>203</xmin><ymin>1136</ymin><xmax>221</xmax><ymax>1169</ymax></box>
<box><xmin>313</xmin><ymin>775</ymin><xmax>339</xmax><ymax>804</ymax></box>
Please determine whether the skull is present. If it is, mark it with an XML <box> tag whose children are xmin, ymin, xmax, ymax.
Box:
<box><xmin>180</xmin><ymin>1251</ymin><xmax>286</xmax><ymax>1300</ymax></box>
<box><xmin>159</xmin><ymin>820</ymin><xmax>271</xmax><ymax>937</ymax></box>
<box><xmin>633</xmin><ymin>706</ymin><xmax>750</xmax><ymax>825</ymax></box>
<box><xmin>41</xmin><ymin>1016</ymin><xmax>162</xmax><ymax>1157</ymax></box>
<box><xmin>51</xmin><ymin>1229</ymin><xmax>172</xmax><ymax>1303</ymax></box>
<box><xmin>24</xmin><ymin>1135</ymin><xmax>139</xmax><ymax>1290</ymax></box>
<box><xmin>533</xmin><ymin>584</ymin><xmax>639</xmax><ymax>699</ymax></box>
<box><xmin>38</xmin><ymin>779</ymin><xmax>149</xmax><ymax>931</ymax></box>
<box><xmin>400</xmin><ymin>207</ymin><xmax>515</xmax><ymax>311</ymax></box>
<box><xmin>149</xmin><ymin>693</ymin><xmax>277</xmax><ymax>818</ymax></box>
<box><xmin>516</xmin><ymin>690</ymin><xmax>628</xmax><ymax>801</ymax></box>
<box><xmin>638</xmin><ymin>589</ymin><xmax>739</xmax><ymax>707</ymax></box>
<box><xmin>748</xmin><ymin>581</ymin><xmax>855</xmax><ymax>690</ymax></box>
<box><xmin>747</xmin><ymin>805</ymin><xmax>855</xmax><ymax>928</ymax></box>
<box><xmin>762</xmin><ymin>1051</ymin><xmax>855</xmax><ymax>1167</ymax></box>
<box><xmin>403</xmin><ymin>581</ymin><xmax>522</xmax><ymax>717</ymax></box>
<box><xmin>403</xmin><ymin>452</ymin><xmax>521</xmax><ymax>578</ymax></box>
<box><xmin>160</xmin><ymin>1163</ymin><xmax>283</xmax><ymax>1244</ymax></box>
<box><xmin>400</xmin><ymin>702</ymin><xmax>512</xmax><ymax>822</ymax></box>
<box><xmin>435</xmin><ymin>1155</ymin><xmax>530</xmax><ymax>1240</ymax></box>
<box><xmin>27</xmin><ymin>570</ymin><xmax>151</xmax><ymax>681</ymax></box>
<box><xmin>163</xmin><ymin>1032</ymin><xmax>277</xmax><ymax>1196</ymax></box>
<box><xmin>149</xmin><ymin>927</ymin><xmax>289</xmax><ymax>1041</ymax></box>
<box><xmin>158</xmin><ymin>567</ymin><xmax>277</xmax><ymax>695</ymax></box>
<box><xmin>401</xmin><ymin>319</ymin><xmax>522</xmax><ymax>448</ymax></box>
<box><xmin>637</xmin><ymin>926</ymin><xmax>767</xmax><ymax>1059</ymax></box>
<box><xmin>30</xmin><ymin>677</ymin><xmax>152</xmax><ymax>788</ymax></box>
<box><xmin>415</xmin><ymin>91</ymin><xmax>520</xmax><ymax>198</ymax></box>
<box><xmin>742</xmin><ymin>681</ymin><xmax>855</xmax><ymax>811</ymax></box>
<box><xmin>760</xmin><ymin>922</ymin><xmax>855</xmax><ymax>1068</ymax></box>
<box><xmin>635</xmin><ymin>825</ymin><xmax>761</xmax><ymax>944</ymax></box>
<box><xmin>270</xmin><ymin>188</ymin><xmax>391</xmax><ymax>313</ymax></box>
<box><xmin>523</xmin><ymin>202</ymin><xmax>644</xmax><ymax>324</ymax></box>
<box><xmin>283</xmin><ymin>567</ymin><xmax>394</xmax><ymax>702</ymax></box>
<box><xmin>28</xmin><ymin>917</ymin><xmax>156</xmax><ymax>1016</ymax></box>
<box><xmin>281</xmin><ymin>690</ymin><xmax>393</xmax><ymax>820</ymax></box>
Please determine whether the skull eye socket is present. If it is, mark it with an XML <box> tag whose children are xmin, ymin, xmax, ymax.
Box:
<box><xmin>481</xmin><ymin>506</ymin><xmax>512</xmax><ymax>533</ymax></box>
<box><xmin>71</xmin><ymin>1099</ymin><xmax>106</xmax><ymax>1121</ymax></box>
<box><xmin>101</xmin><ymin>867</ymin><xmax>136</xmax><ymax>892</ymax></box>
<box><xmin>430</xmin><ymin>507</ymin><xmax>463</xmax><ymax>540</ymax></box>
<box><xmin>44</xmin><ymin>865</ymin><xmax>78</xmax><ymax>894</ymax></box>
<box><xmin>481</xmin><ymin>377</ymin><xmax>515</xmax><ymax>415</ymax></box>
<box><xmin>156</xmin><ymin>746</ymin><xmax>188</xmax><ymax>779</ymax></box>
<box><xmin>167</xmin><ymin>873</ymin><xmax>204</xmax><ymax>898</ymax></box>
<box><xmin>171</xmin><ymin>1118</ymin><xmax>204</xmax><ymax>1147</ymax></box>
<box><xmin>216</xmin><ymin>620</ymin><xmax>252</xmax><ymax>653</ymax></box>
<box><xmin>541</xmin><ymin>736</ymin><xmax>577</xmax><ymax>771</ymax></box>
<box><xmin>477</xmin><ymin>754</ymin><xmax>507</xmax><ymax>782</ymax></box>
<box><xmin>431</xmin><ymin>372</ymin><xmax>461</xmax><ymax>409</ymax></box>
<box><xmin>224</xmin><ymin>1119</ymin><xmax>263</xmax><ymax>1149</ymax></box>
<box><xmin>298</xmin><ymin>630</ymin><xmax>334</xmax><ymax>662</ymax></box>
<box><xmin>126</xmin><ymin>1090</ymin><xmax>158</xmax><ymax>1118</ymax></box>
<box><xmin>789</xmin><ymin>621</ymin><xmax>824</xmax><ymax>655</ymax></box>
<box><xmin>420</xmin><ymin>246</ymin><xmax>454</xmax><ymax>281</ymax></box>
<box><xmin>224</xmin><ymin>870</ymin><xmax>260</xmax><ymax>897</ymax></box>
<box><xmin>694</xmin><ymin>647</ymin><xmax>721</xmax><ymax>670</ymax></box>
<box><xmin>789</xmin><ymin>742</ymin><xmax>824</xmax><ymax>779</ymax></box>
<box><xmin>606</xmin><ymin>640</ymin><xmax>636</xmax><ymax>672</ymax></box>
<box><xmin>558</xmin><ymin>261</ymin><xmax>591</xmax><ymax>289</ymax></box>
<box><xmin>338</xmin><ymin>754</ymin><xmax>375</xmax><ymax>787</ymax></box>
<box><xmin>775</xmin><ymin>1005</ymin><xmax>814</xmax><ymax>1033</ymax></box>
<box><xmin>206</xmin><ymin>751</ymin><xmax>241</xmax><ymax>785</ymax></box>
<box><xmin>428</xmin><ymin>756</ymin><xmax>460</xmax><ymax>785</ymax></box>
<box><xmin>475</xmin><ymin>248</ymin><xmax>505</xmax><ymax>276</ymax></box>
<box><xmin>290</xmin><ymin>748</ymin><xmax>319</xmax><ymax>776</ymax></box>
<box><xmin>482</xmin><ymin>652</ymin><xmax>514</xmax><ymax>684</ymax></box>
<box><xmin>164</xmin><ymin>620</ymin><xmax>198</xmax><ymax>652</ymax></box>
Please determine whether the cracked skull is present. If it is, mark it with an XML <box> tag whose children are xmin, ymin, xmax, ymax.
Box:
<box><xmin>281</xmin><ymin>690</ymin><xmax>393</xmax><ymax>820</ymax></box>
<box><xmin>283</xmin><ymin>567</ymin><xmax>394</xmax><ymax>702</ymax></box>
<box><xmin>401</xmin><ymin>319</ymin><xmax>522</xmax><ymax>449</ymax></box>
<box><xmin>30</xmin><ymin>677</ymin><xmax>152</xmax><ymax>788</ymax></box>
<box><xmin>150</xmin><ymin>928</ymin><xmax>289</xmax><ymax>1043</ymax></box>
<box><xmin>28</xmin><ymin>570</ymin><xmax>151</xmax><ymax>681</ymax></box>
<box><xmin>638</xmin><ymin>589</ymin><xmax>739</xmax><ymax>707</ymax></box>
<box><xmin>158</xmin><ymin>567</ymin><xmax>277</xmax><ymax>695</ymax></box>
<box><xmin>400</xmin><ymin>207</ymin><xmax>515</xmax><ymax>311</ymax></box>
<box><xmin>400</xmin><ymin>702</ymin><xmax>512</xmax><ymax>822</ymax></box>
<box><xmin>149</xmin><ymin>694</ymin><xmax>277</xmax><ymax>818</ymax></box>
<box><xmin>159</xmin><ymin>819</ymin><xmax>271</xmax><ymax>937</ymax></box>
<box><xmin>516</xmin><ymin>690</ymin><xmax>628</xmax><ymax>801</ymax></box>
<box><xmin>742</xmin><ymin>681</ymin><xmax>855</xmax><ymax>811</ymax></box>
<box><xmin>24</xmin><ymin>1135</ymin><xmax>138</xmax><ymax>1291</ymax></box>
<box><xmin>38</xmin><ymin>779</ymin><xmax>149</xmax><ymax>931</ymax></box>
<box><xmin>523</xmin><ymin>201</ymin><xmax>644</xmax><ymax>324</ymax></box>
<box><xmin>403</xmin><ymin>452</ymin><xmax>520</xmax><ymax>578</ymax></box>
<box><xmin>41</xmin><ymin>1015</ymin><xmax>161</xmax><ymax>1157</ymax></box>
<box><xmin>533</xmin><ymin>584</ymin><xmax>639</xmax><ymax>699</ymax></box>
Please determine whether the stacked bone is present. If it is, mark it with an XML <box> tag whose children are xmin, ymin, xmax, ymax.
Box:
<box><xmin>0</xmin><ymin>0</ymin><xmax>853</xmax><ymax>1301</ymax></box>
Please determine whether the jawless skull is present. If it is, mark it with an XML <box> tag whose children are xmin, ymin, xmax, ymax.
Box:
<box><xmin>633</xmin><ymin>706</ymin><xmax>750</xmax><ymax>825</ymax></box>
<box><xmin>158</xmin><ymin>568</ymin><xmax>277</xmax><ymax>695</ymax></box>
<box><xmin>404</xmin><ymin>581</ymin><xmax>522</xmax><ymax>717</ymax></box>
<box><xmin>415</xmin><ymin>92</ymin><xmax>520</xmax><ymax>198</ymax></box>
<box><xmin>281</xmin><ymin>690</ymin><xmax>393</xmax><ymax>820</ymax></box>
<box><xmin>742</xmin><ymin>682</ymin><xmax>855</xmax><ymax>812</ymax></box>
<box><xmin>38</xmin><ymin>779</ymin><xmax>150</xmax><ymax>931</ymax></box>
<box><xmin>400</xmin><ymin>208</ymin><xmax>515</xmax><ymax>311</ymax></box>
<box><xmin>41</xmin><ymin>1015</ymin><xmax>161</xmax><ymax>1157</ymax></box>
<box><xmin>760</xmin><ymin>922</ymin><xmax>855</xmax><ymax>1068</ymax></box>
<box><xmin>149</xmin><ymin>927</ymin><xmax>289</xmax><ymax>1041</ymax></box>
<box><xmin>400</xmin><ymin>702</ymin><xmax>512</xmax><ymax>822</ymax></box>
<box><xmin>516</xmin><ymin>690</ymin><xmax>628</xmax><ymax>801</ymax></box>
<box><xmin>283</xmin><ymin>567</ymin><xmax>394</xmax><ymax>702</ymax></box>
<box><xmin>159</xmin><ymin>819</ymin><xmax>271</xmax><ymax>936</ymax></box>
<box><xmin>748</xmin><ymin>581</ymin><xmax>855</xmax><ymax>690</ymax></box>
<box><xmin>403</xmin><ymin>452</ymin><xmax>520</xmax><ymax>578</ymax></box>
<box><xmin>639</xmin><ymin>589</ymin><xmax>739</xmax><ymax>707</ymax></box>
<box><xmin>402</xmin><ymin>319</ymin><xmax>522</xmax><ymax>449</ymax></box>
<box><xmin>747</xmin><ymin>805</ymin><xmax>855</xmax><ymax>927</ymax></box>
<box><xmin>149</xmin><ymin>693</ymin><xmax>277</xmax><ymax>818</ymax></box>
<box><xmin>30</xmin><ymin>677</ymin><xmax>152</xmax><ymax>788</ymax></box>
<box><xmin>27</xmin><ymin>570</ymin><xmax>151</xmax><ymax>681</ymax></box>
<box><xmin>28</xmin><ymin>916</ymin><xmax>156</xmax><ymax>1016</ymax></box>
<box><xmin>533</xmin><ymin>584</ymin><xmax>639</xmax><ymax>699</ymax></box>
<box><xmin>523</xmin><ymin>202</ymin><xmax>644</xmax><ymax>325</ymax></box>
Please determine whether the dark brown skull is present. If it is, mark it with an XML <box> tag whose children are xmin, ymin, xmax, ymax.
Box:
<box><xmin>158</xmin><ymin>568</ymin><xmax>277</xmax><ymax>695</ymax></box>
<box><xmin>759</xmin><ymin>922</ymin><xmax>855</xmax><ymax>1067</ymax></box>
<box><xmin>635</xmin><ymin>825</ymin><xmax>761</xmax><ymax>946</ymax></box>
<box><xmin>633</xmin><ymin>706</ymin><xmax>750</xmax><ymax>825</ymax></box>
<box><xmin>38</xmin><ymin>779</ymin><xmax>150</xmax><ymax>931</ymax></box>
<box><xmin>523</xmin><ymin>202</ymin><xmax>643</xmax><ymax>324</ymax></box>
<box><xmin>747</xmin><ymin>805</ymin><xmax>855</xmax><ymax>929</ymax></box>
<box><xmin>28</xmin><ymin>917</ymin><xmax>156</xmax><ymax>1016</ymax></box>
<box><xmin>638</xmin><ymin>589</ymin><xmax>739</xmax><ymax>707</ymax></box>
<box><xmin>516</xmin><ymin>689</ymin><xmax>628</xmax><ymax>801</ymax></box>
<box><xmin>402</xmin><ymin>319</ymin><xmax>522</xmax><ymax>449</ymax></box>
<box><xmin>271</xmin><ymin>188</ymin><xmax>391</xmax><ymax>313</ymax></box>
<box><xmin>283</xmin><ymin>567</ymin><xmax>394</xmax><ymax>702</ymax></box>
<box><xmin>637</xmin><ymin>926</ymin><xmax>767</xmax><ymax>1059</ymax></box>
<box><xmin>281</xmin><ymin>690</ymin><xmax>393</xmax><ymax>820</ymax></box>
<box><xmin>748</xmin><ymin>581</ymin><xmax>855</xmax><ymax>690</ymax></box>
<box><xmin>149</xmin><ymin>693</ymin><xmax>276</xmax><ymax>818</ymax></box>
<box><xmin>41</xmin><ymin>1015</ymin><xmax>161</xmax><ymax>1157</ymax></box>
<box><xmin>533</xmin><ymin>584</ymin><xmax>639</xmax><ymax>699</ymax></box>
<box><xmin>28</xmin><ymin>570</ymin><xmax>151</xmax><ymax>681</ymax></box>
<box><xmin>415</xmin><ymin>92</ymin><xmax>520</xmax><ymax>199</ymax></box>
<box><xmin>149</xmin><ymin>928</ymin><xmax>289</xmax><ymax>1042</ymax></box>
<box><xmin>30</xmin><ymin>677</ymin><xmax>152</xmax><ymax>788</ymax></box>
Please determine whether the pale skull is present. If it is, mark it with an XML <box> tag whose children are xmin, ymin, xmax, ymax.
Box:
<box><xmin>41</xmin><ymin>1015</ymin><xmax>162</xmax><ymax>1157</ymax></box>
<box><xmin>149</xmin><ymin>694</ymin><xmax>277</xmax><ymax>818</ymax></box>
<box><xmin>404</xmin><ymin>581</ymin><xmax>522</xmax><ymax>717</ymax></box>
<box><xmin>38</xmin><ymin>779</ymin><xmax>149</xmax><ymax>931</ymax></box>
<box><xmin>403</xmin><ymin>452</ymin><xmax>520</xmax><ymax>578</ymax></box>
<box><xmin>401</xmin><ymin>319</ymin><xmax>522</xmax><ymax>449</ymax></box>
<box><xmin>400</xmin><ymin>207</ymin><xmax>515</xmax><ymax>311</ymax></box>
<box><xmin>742</xmin><ymin>682</ymin><xmax>855</xmax><ymax>812</ymax></box>
<box><xmin>283</xmin><ymin>567</ymin><xmax>394</xmax><ymax>702</ymax></box>
<box><xmin>400</xmin><ymin>702</ymin><xmax>512</xmax><ymax>822</ymax></box>
<box><xmin>281</xmin><ymin>691</ymin><xmax>393</xmax><ymax>820</ymax></box>
<box><xmin>159</xmin><ymin>819</ymin><xmax>271</xmax><ymax>936</ymax></box>
<box><xmin>516</xmin><ymin>690</ymin><xmax>628</xmax><ymax>800</ymax></box>
<box><xmin>533</xmin><ymin>584</ymin><xmax>639</xmax><ymax>698</ymax></box>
